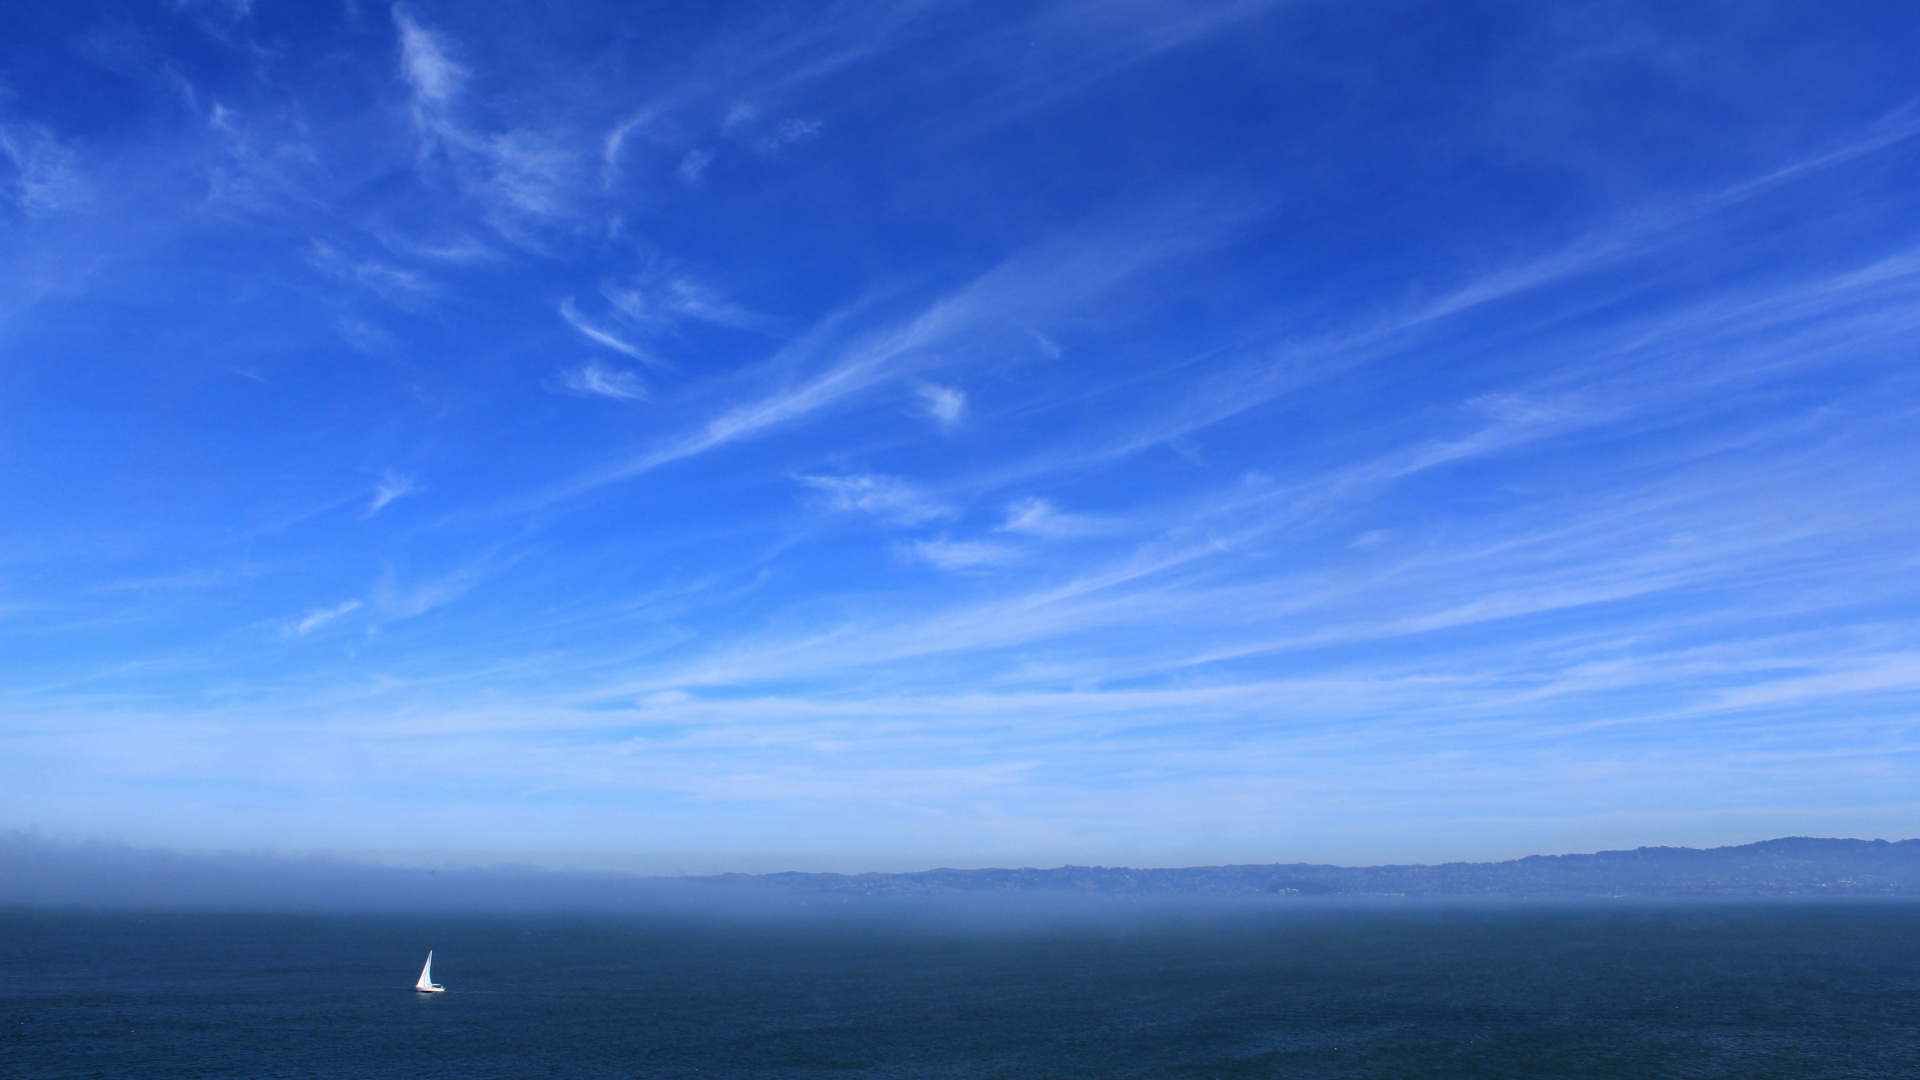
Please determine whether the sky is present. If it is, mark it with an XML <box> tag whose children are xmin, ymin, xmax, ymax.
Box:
<box><xmin>2</xmin><ymin>1</ymin><xmax>1918</xmax><ymax>874</ymax></box>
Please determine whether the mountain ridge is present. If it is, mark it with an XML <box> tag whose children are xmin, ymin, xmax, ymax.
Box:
<box><xmin>717</xmin><ymin>837</ymin><xmax>1920</xmax><ymax>898</ymax></box>
<box><xmin>5</xmin><ymin>834</ymin><xmax>1919</xmax><ymax>909</ymax></box>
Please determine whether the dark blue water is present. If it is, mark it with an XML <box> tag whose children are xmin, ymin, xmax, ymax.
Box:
<box><xmin>5</xmin><ymin>903</ymin><xmax>1918</xmax><ymax>1078</ymax></box>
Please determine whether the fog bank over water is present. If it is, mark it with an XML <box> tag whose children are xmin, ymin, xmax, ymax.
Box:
<box><xmin>6</xmin><ymin>834</ymin><xmax>1919</xmax><ymax>915</ymax></box>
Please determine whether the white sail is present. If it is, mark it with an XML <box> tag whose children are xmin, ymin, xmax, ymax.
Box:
<box><xmin>415</xmin><ymin>951</ymin><xmax>443</xmax><ymax>992</ymax></box>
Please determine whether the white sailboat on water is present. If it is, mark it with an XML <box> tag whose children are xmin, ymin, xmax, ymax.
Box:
<box><xmin>414</xmin><ymin>951</ymin><xmax>444</xmax><ymax>993</ymax></box>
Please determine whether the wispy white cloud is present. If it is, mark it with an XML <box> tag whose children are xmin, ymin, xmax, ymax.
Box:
<box><xmin>11</xmin><ymin>6</ymin><xmax>1920</xmax><ymax>868</ymax></box>
<box><xmin>799</xmin><ymin>473</ymin><xmax>952</xmax><ymax>525</ymax></box>
<box><xmin>518</xmin><ymin>233</ymin><xmax>1920</xmax><ymax>716</ymax></box>
<box><xmin>914</xmin><ymin>382</ymin><xmax>966</xmax><ymax>428</ymax></box>
<box><xmin>1000</xmin><ymin>496</ymin><xmax>1054</xmax><ymax>533</ymax></box>
<box><xmin>721</xmin><ymin>103</ymin><xmax>758</xmax><ymax>135</ymax></box>
<box><xmin>0</xmin><ymin>123</ymin><xmax>84</xmax><ymax>215</ymax></box>
<box><xmin>906</xmin><ymin>537</ymin><xmax>1022</xmax><ymax>571</ymax></box>
<box><xmin>555</xmin><ymin>361</ymin><xmax>646</xmax><ymax>401</ymax></box>
<box><xmin>785</xmin><ymin>0</ymin><xmax>1288</xmax><ymax>140</ymax></box>
<box><xmin>600</xmin><ymin>108</ymin><xmax>655</xmax><ymax>184</ymax></box>
<box><xmin>972</xmin><ymin>132</ymin><xmax>1920</xmax><ymax>496</ymax></box>
<box><xmin>602</xmin><ymin>274</ymin><xmax>778</xmax><ymax>334</ymax></box>
<box><xmin>391</xmin><ymin>10</ymin><xmax>581</xmax><ymax>245</ymax></box>
<box><xmin>997</xmin><ymin>496</ymin><xmax>1110</xmax><ymax>539</ymax></box>
<box><xmin>375</xmin><ymin>229</ymin><xmax>496</xmax><ymax>265</ymax></box>
<box><xmin>772</xmin><ymin>117</ymin><xmax>820</xmax><ymax>144</ymax></box>
<box><xmin>372</xmin><ymin>553</ymin><xmax>513</xmax><ymax>623</ymax></box>
<box><xmin>294</xmin><ymin>599</ymin><xmax>362</xmax><ymax>636</ymax></box>
<box><xmin>677</xmin><ymin>148</ymin><xmax>714</xmax><ymax>185</ymax></box>
<box><xmin>395</xmin><ymin>9</ymin><xmax>466</xmax><ymax>114</ymax></box>
<box><xmin>527</xmin><ymin>212</ymin><xmax>1227</xmax><ymax>507</ymax></box>
<box><xmin>727</xmin><ymin>113</ymin><xmax>822</xmax><ymax>155</ymax></box>
<box><xmin>558</xmin><ymin>298</ymin><xmax>661</xmax><ymax>368</ymax></box>
<box><xmin>366</xmin><ymin>471</ymin><xmax>417</xmax><ymax>516</ymax></box>
<box><xmin>306</xmin><ymin>241</ymin><xmax>434</xmax><ymax>309</ymax></box>
<box><xmin>477</xmin><ymin>130</ymin><xmax>575</xmax><ymax>224</ymax></box>
<box><xmin>334</xmin><ymin>317</ymin><xmax>398</xmax><ymax>353</ymax></box>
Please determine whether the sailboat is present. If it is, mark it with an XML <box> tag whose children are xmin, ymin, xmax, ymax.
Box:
<box><xmin>414</xmin><ymin>951</ymin><xmax>445</xmax><ymax>993</ymax></box>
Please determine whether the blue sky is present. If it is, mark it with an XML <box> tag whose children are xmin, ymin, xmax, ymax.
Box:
<box><xmin>3</xmin><ymin>0</ymin><xmax>1919</xmax><ymax>873</ymax></box>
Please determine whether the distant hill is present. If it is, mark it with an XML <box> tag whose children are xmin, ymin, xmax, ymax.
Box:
<box><xmin>718</xmin><ymin>837</ymin><xmax>1920</xmax><ymax>899</ymax></box>
<box><xmin>4</xmin><ymin>834</ymin><xmax>1919</xmax><ymax>910</ymax></box>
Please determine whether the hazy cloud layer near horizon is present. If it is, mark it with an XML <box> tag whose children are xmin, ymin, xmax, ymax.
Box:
<box><xmin>3</xmin><ymin>1</ymin><xmax>1919</xmax><ymax>871</ymax></box>
<box><xmin>8</xmin><ymin>834</ymin><xmax>1920</xmax><ymax>912</ymax></box>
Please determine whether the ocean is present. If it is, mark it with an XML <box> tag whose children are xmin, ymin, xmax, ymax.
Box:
<box><xmin>4</xmin><ymin>902</ymin><xmax>1917</xmax><ymax>1078</ymax></box>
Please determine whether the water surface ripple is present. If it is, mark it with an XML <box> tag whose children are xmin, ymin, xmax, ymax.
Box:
<box><xmin>4</xmin><ymin>903</ymin><xmax>1917</xmax><ymax>1078</ymax></box>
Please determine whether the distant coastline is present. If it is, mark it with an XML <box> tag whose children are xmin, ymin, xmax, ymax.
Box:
<box><xmin>724</xmin><ymin>837</ymin><xmax>1920</xmax><ymax>899</ymax></box>
<box><xmin>5</xmin><ymin>834</ymin><xmax>1919</xmax><ymax>912</ymax></box>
